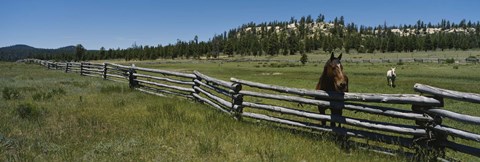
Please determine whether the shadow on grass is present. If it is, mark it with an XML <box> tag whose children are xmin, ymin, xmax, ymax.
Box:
<box><xmin>240</xmin><ymin>118</ymin><xmax>458</xmax><ymax>161</ymax></box>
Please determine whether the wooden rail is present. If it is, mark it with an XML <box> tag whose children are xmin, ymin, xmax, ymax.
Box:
<box><xmin>231</xmin><ymin>78</ymin><xmax>442</xmax><ymax>106</ymax></box>
<box><xmin>414</xmin><ymin>83</ymin><xmax>480</xmax><ymax>104</ymax></box>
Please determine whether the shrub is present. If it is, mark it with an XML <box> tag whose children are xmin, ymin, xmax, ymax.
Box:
<box><xmin>453</xmin><ymin>65</ymin><xmax>459</xmax><ymax>69</ymax></box>
<box><xmin>396</xmin><ymin>59</ymin><xmax>404</xmax><ymax>66</ymax></box>
<box><xmin>446</xmin><ymin>58</ymin><xmax>455</xmax><ymax>64</ymax></box>
<box><xmin>300</xmin><ymin>53</ymin><xmax>308</xmax><ymax>65</ymax></box>
<box><xmin>16</xmin><ymin>103</ymin><xmax>45</xmax><ymax>119</ymax></box>
<box><xmin>16</xmin><ymin>103</ymin><xmax>33</xmax><ymax>118</ymax></box>
<box><xmin>288</xmin><ymin>63</ymin><xmax>297</xmax><ymax>67</ymax></box>
<box><xmin>2</xmin><ymin>87</ymin><xmax>20</xmax><ymax>100</ymax></box>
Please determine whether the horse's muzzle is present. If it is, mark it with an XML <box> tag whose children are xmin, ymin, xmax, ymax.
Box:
<box><xmin>338</xmin><ymin>82</ymin><xmax>347</xmax><ymax>91</ymax></box>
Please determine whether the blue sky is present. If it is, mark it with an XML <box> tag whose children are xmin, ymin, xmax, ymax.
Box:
<box><xmin>1</xmin><ymin>0</ymin><xmax>479</xmax><ymax>50</ymax></box>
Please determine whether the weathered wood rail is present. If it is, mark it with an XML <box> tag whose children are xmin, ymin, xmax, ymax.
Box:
<box><xmin>22</xmin><ymin>58</ymin><xmax>480</xmax><ymax>160</ymax></box>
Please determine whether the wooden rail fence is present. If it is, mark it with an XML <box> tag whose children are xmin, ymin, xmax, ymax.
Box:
<box><xmin>22</xmin><ymin>59</ymin><xmax>480</xmax><ymax>160</ymax></box>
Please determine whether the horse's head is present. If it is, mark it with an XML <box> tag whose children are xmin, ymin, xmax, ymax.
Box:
<box><xmin>323</xmin><ymin>52</ymin><xmax>348</xmax><ymax>92</ymax></box>
<box><xmin>390</xmin><ymin>67</ymin><xmax>396</xmax><ymax>77</ymax></box>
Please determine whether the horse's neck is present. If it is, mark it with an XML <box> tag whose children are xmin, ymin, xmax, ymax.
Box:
<box><xmin>387</xmin><ymin>70</ymin><xmax>396</xmax><ymax>78</ymax></box>
<box><xmin>317</xmin><ymin>65</ymin><xmax>343</xmax><ymax>91</ymax></box>
<box><xmin>387</xmin><ymin>70</ymin><xmax>394</xmax><ymax>76</ymax></box>
<box><xmin>317</xmin><ymin>75</ymin><xmax>336</xmax><ymax>91</ymax></box>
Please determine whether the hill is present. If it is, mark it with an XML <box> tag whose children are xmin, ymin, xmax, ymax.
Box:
<box><xmin>36</xmin><ymin>15</ymin><xmax>479</xmax><ymax>62</ymax></box>
<box><xmin>10</xmin><ymin>14</ymin><xmax>480</xmax><ymax>62</ymax></box>
<box><xmin>0</xmin><ymin>44</ymin><xmax>75</xmax><ymax>61</ymax></box>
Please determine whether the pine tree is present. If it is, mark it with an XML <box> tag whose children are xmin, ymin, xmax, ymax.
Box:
<box><xmin>107</xmin><ymin>48</ymin><xmax>113</xmax><ymax>59</ymax></box>
<box><xmin>99</xmin><ymin>47</ymin><xmax>106</xmax><ymax>60</ymax></box>
<box><xmin>75</xmin><ymin>44</ymin><xmax>86</xmax><ymax>61</ymax></box>
<box><xmin>424</xmin><ymin>35</ymin><xmax>432</xmax><ymax>51</ymax></box>
<box><xmin>224</xmin><ymin>40</ymin><xmax>234</xmax><ymax>57</ymax></box>
<box><xmin>288</xmin><ymin>31</ymin><xmax>299</xmax><ymax>55</ymax></box>
<box><xmin>300</xmin><ymin>53</ymin><xmax>308</xmax><ymax>65</ymax></box>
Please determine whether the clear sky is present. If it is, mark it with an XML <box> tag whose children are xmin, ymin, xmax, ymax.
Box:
<box><xmin>1</xmin><ymin>0</ymin><xmax>479</xmax><ymax>50</ymax></box>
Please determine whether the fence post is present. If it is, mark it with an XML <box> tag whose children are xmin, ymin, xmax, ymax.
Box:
<box><xmin>231</xmin><ymin>83</ymin><xmax>243</xmax><ymax>120</ymax></box>
<box><xmin>192</xmin><ymin>76</ymin><xmax>200</xmax><ymax>99</ymax></box>
<box><xmin>65</xmin><ymin>62</ymin><xmax>70</xmax><ymax>73</ymax></box>
<box><xmin>103</xmin><ymin>63</ymin><xmax>108</xmax><ymax>80</ymax></box>
<box><xmin>128</xmin><ymin>64</ymin><xmax>138</xmax><ymax>88</ymax></box>
<box><xmin>80</xmin><ymin>62</ymin><xmax>84</xmax><ymax>76</ymax></box>
<box><xmin>411</xmin><ymin>95</ymin><xmax>446</xmax><ymax>160</ymax></box>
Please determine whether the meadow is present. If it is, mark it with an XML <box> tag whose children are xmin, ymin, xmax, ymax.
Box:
<box><xmin>1</xmin><ymin>51</ymin><xmax>480</xmax><ymax>161</ymax></box>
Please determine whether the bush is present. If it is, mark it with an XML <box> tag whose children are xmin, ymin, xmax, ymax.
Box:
<box><xmin>2</xmin><ymin>87</ymin><xmax>20</xmax><ymax>100</ymax></box>
<box><xmin>446</xmin><ymin>58</ymin><xmax>455</xmax><ymax>64</ymax></box>
<box><xmin>300</xmin><ymin>53</ymin><xmax>308</xmax><ymax>65</ymax></box>
<box><xmin>269</xmin><ymin>63</ymin><xmax>279</xmax><ymax>68</ymax></box>
<box><xmin>16</xmin><ymin>103</ymin><xmax>33</xmax><ymax>118</ymax></box>
<box><xmin>396</xmin><ymin>59</ymin><xmax>404</xmax><ymax>66</ymax></box>
<box><xmin>16</xmin><ymin>103</ymin><xmax>45</xmax><ymax>119</ymax></box>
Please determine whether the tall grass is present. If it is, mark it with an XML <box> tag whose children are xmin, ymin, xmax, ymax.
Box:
<box><xmin>0</xmin><ymin>62</ymin><xmax>405</xmax><ymax>161</ymax></box>
<box><xmin>2</xmin><ymin>55</ymin><xmax>480</xmax><ymax>161</ymax></box>
<box><xmin>135</xmin><ymin>57</ymin><xmax>480</xmax><ymax>161</ymax></box>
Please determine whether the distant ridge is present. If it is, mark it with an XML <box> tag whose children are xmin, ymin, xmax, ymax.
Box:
<box><xmin>0</xmin><ymin>44</ymin><xmax>75</xmax><ymax>61</ymax></box>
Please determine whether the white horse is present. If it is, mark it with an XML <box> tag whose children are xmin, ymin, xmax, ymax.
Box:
<box><xmin>386</xmin><ymin>67</ymin><xmax>396</xmax><ymax>87</ymax></box>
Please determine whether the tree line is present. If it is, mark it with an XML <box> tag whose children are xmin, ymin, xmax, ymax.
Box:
<box><xmin>32</xmin><ymin>14</ymin><xmax>480</xmax><ymax>61</ymax></box>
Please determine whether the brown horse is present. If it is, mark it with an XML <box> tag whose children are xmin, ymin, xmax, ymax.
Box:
<box><xmin>316</xmin><ymin>52</ymin><xmax>348</xmax><ymax>127</ymax></box>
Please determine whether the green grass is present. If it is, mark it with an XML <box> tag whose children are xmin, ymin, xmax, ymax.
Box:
<box><xmin>131</xmin><ymin>56</ymin><xmax>480</xmax><ymax>161</ymax></box>
<box><xmin>2</xmin><ymin>52</ymin><xmax>480</xmax><ymax>161</ymax></box>
<box><xmin>91</xmin><ymin>49</ymin><xmax>480</xmax><ymax>65</ymax></box>
<box><xmin>1</xmin><ymin>62</ymin><xmax>406</xmax><ymax>161</ymax></box>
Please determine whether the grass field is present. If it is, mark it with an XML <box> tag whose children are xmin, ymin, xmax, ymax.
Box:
<box><xmin>95</xmin><ymin>49</ymin><xmax>480</xmax><ymax>64</ymax></box>
<box><xmin>1</xmin><ymin>52</ymin><xmax>480</xmax><ymax>161</ymax></box>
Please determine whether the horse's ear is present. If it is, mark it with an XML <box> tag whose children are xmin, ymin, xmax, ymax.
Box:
<box><xmin>330</xmin><ymin>52</ymin><xmax>335</xmax><ymax>60</ymax></box>
<box><xmin>338</xmin><ymin>53</ymin><xmax>343</xmax><ymax>60</ymax></box>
